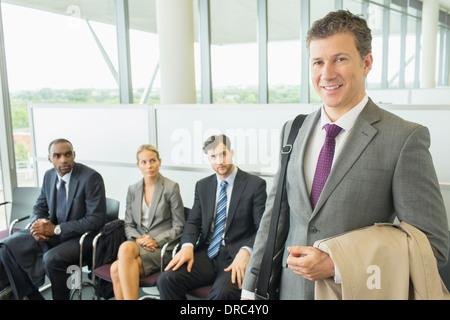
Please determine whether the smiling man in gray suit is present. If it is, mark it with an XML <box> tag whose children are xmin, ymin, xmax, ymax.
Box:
<box><xmin>242</xmin><ymin>10</ymin><xmax>449</xmax><ymax>300</ymax></box>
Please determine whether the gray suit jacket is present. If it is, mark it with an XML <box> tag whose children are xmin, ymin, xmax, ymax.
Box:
<box><xmin>124</xmin><ymin>174</ymin><xmax>185</xmax><ymax>248</ymax></box>
<box><xmin>243</xmin><ymin>98</ymin><xmax>449</xmax><ymax>300</ymax></box>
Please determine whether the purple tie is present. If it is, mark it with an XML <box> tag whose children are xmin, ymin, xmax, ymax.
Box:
<box><xmin>310</xmin><ymin>124</ymin><xmax>342</xmax><ymax>209</ymax></box>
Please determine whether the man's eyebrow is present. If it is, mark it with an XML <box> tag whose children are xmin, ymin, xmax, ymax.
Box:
<box><xmin>51</xmin><ymin>151</ymin><xmax>73</xmax><ymax>156</ymax></box>
<box><xmin>334</xmin><ymin>52</ymin><xmax>351</xmax><ymax>58</ymax></box>
<box><xmin>311</xmin><ymin>53</ymin><xmax>351</xmax><ymax>60</ymax></box>
<box><xmin>209</xmin><ymin>151</ymin><xmax>226</xmax><ymax>157</ymax></box>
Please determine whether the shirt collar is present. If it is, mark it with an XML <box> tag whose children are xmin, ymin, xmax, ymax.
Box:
<box><xmin>57</xmin><ymin>171</ymin><xmax>72</xmax><ymax>186</ymax></box>
<box><xmin>320</xmin><ymin>95</ymin><xmax>368</xmax><ymax>132</ymax></box>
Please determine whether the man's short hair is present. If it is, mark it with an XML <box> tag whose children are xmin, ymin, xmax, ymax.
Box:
<box><xmin>202</xmin><ymin>134</ymin><xmax>231</xmax><ymax>154</ymax></box>
<box><xmin>306</xmin><ymin>10</ymin><xmax>372</xmax><ymax>59</ymax></box>
<box><xmin>48</xmin><ymin>138</ymin><xmax>73</xmax><ymax>154</ymax></box>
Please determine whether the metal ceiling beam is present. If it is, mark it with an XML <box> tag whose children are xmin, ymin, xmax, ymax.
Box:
<box><xmin>115</xmin><ymin>0</ymin><xmax>133</xmax><ymax>103</ymax></box>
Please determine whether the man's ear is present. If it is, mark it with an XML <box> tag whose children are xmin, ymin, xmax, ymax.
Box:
<box><xmin>363</xmin><ymin>53</ymin><xmax>373</xmax><ymax>76</ymax></box>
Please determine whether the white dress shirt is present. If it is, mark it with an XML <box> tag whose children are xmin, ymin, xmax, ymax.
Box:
<box><xmin>182</xmin><ymin>166</ymin><xmax>238</xmax><ymax>249</ymax></box>
<box><xmin>56</xmin><ymin>171</ymin><xmax>72</xmax><ymax>199</ymax></box>
<box><xmin>304</xmin><ymin>95</ymin><xmax>368</xmax><ymax>195</ymax></box>
<box><xmin>141</xmin><ymin>196</ymin><xmax>151</xmax><ymax>228</ymax></box>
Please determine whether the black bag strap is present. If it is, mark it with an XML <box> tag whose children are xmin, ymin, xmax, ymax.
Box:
<box><xmin>255</xmin><ymin>114</ymin><xmax>307</xmax><ymax>300</ymax></box>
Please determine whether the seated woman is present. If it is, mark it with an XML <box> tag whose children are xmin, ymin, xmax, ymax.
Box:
<box><xmin>110</xmin><ymin>144</ymin><xmax>185</xmax><ymax>300</ymax></box>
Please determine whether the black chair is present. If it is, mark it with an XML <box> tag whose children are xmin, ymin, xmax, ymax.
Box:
<box><xmin>187</xmin><ymin>284</ymin><xmax>212</xmax><ymax>299</ymax></box>
<box><xmin>69</xmin><ymin>197</ymin><xmax>120</xmax><ymax>300</ymax></box>
<box><xmin>0</xmin><ymin>187</ymin><xmax>41</xmax><ymax>241</ymax></box>
<box><xmin>91</xmin><ymin>207</ymin><xmax>191</xmax><ymax>300</ymax></box>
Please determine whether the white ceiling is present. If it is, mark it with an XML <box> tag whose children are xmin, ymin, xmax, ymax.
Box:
<box><xmin>2</xmin><ymin>0</ymin><xmax>449</xmax><ymax>45</ymax></box>
<box><xmin>441</xmin><ymin>0</ymin><xmax>450</xmax><ymax>11</ymax></box>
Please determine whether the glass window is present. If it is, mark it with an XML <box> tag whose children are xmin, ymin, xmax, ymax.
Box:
<box><xmin>0</xmin><ymin>150</ymin><xmax>5</xmax><ymax>230</ymax></box>
<box><xmin>128</xmin><ymin>1</ymin><xmax>161</xmax><ymax>104</ymax></box>
<box><xmin>1</xmin><ymin>2</ymin><xmax>118</xmax><ymax>186</ymax></box>
<box><xmin>387</xmin><ymin>9</ymin><xmax>402</xmax><ymax>88</ymax></box>
<box><xmin>366</xmin><ymin>3</ymin><xmax>384</xmax><ymax>89</ymax></box>
<box><xmin>210</xmin><ymin>0</ymin><xmax>258</xmax><ymax>104</ymax></box>
<box><xmin>404</xmin><ymin>14</ymin><xmax>420</xmax><ymax>88</ymax></box>
<box><xmin>310</xmin><ymin>0</ymin><xmax>334</xmax><ymax>24</ymax></box>
<box><xmin>267</xmin><ymin>0</ymin><xmax>301</xmax><ymax>103</ymax></box>
<box><xmin>343</xmin><ymin>0</ymin><xmax>364</xmax><ymax>15</ymax></box>
<box><xmin>437</xmin><ymin>12</ymin><xmax>450</xmax><ymax>86</ymax></box>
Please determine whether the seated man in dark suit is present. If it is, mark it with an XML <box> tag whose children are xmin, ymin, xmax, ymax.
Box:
<box><xmin>0</xmin><ymin>138</ymin><xmax>106</xmax><ymax>300</ymax></box>
<box><xmin>157</xmin><ymin>134</ymin><xmax>267</xmax><ymax>300</ymax></box>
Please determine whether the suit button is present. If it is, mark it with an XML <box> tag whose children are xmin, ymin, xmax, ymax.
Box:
<box><xmin>309</xmin><ymin>226</ymin><xmax>318</xmax><ymax>234</ymax></box>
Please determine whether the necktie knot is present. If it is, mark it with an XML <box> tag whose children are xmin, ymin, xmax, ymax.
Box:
<box><xmin>324</xmin><ymin>124</ymin><xmax>342</xmax><ymax>139</ymax></box>
<box><xmin>220</xmin><ymin>180</ymin><xmax>228</xmax><ymax>189</ymax></box>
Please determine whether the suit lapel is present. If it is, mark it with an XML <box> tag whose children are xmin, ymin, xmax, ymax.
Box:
<box><xmin>134</xmin><ymin>178</ymin><xmax>144</xmax><ymax>223</ymax></box>
<box><xmin>291</xmin><ymin>111</ymin><xmax>320</xmax><ymax>215</ymax></box>
<box><xmin>311</xmin><ymin>100</ymin><xmax>380</xmax><ymax>217</ymax></box>
<box><xmin>49</xmin><ymin>170</ymin><xmax>58</xmax><ymax>221</ymax></box>
<box><xmin>147</xmin><ymin>175</ymin><xmax>164</xmax><ymax>226</ymax></box>
<box><xmin>225</xmin><ymin>169</ymin><xmax>247</xmax><ymax>233</ymax></box>
<box><xmin>66</xmin><ymin>163</ymin><xmax>80</xmax><ymax>220</ymax></box>
<box><xmin>204</xmin><ymin>175</ymin><xmax>218</xmax><ymax>234</ymax></box>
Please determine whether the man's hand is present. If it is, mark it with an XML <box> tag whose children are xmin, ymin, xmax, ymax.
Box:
<box><xmin>165</xmin><ymin>246</ymin><xmax>194</xmax><ymax>272</ymax></box>
<box><xmin>286</xmin><ymin>246</ymin><xmax>334</xmax><ymax>281</ymax></box>
<box><xmin>224</xmin><ymin>248</ymin><xmax>250</xmax><ymax>289</ymax></box>
<box><xmin>30</xmin><ymin>219</ymin><xmax>55</xmax><ymax>242</ymax></box>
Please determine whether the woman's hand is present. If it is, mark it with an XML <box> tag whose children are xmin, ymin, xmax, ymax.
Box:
<box><xmin>136</xmin><ymin>235</ymin><xmax>159</xmax><ymax>251</ymax></box>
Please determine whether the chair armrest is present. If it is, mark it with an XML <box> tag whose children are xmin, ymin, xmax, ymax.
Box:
<box><xmin>172</xmin><ymin>243</ymin><xmax>181</xmax><ymax>258</ymax></box>
<box><xmin>91</xmin><ymin>230</ymin><xmax>105</xmax><ymax>282</ymax></box>
<box><xmin>9</xmin><ymin>215</ymin><xmax>30</xmax><ymax>235</ymax></box>
<box><xmin>79</xmin><ymin>230</ymin><xmax>94</xmax><ymax>269</ymax></box>
<box><xmin>159</xmin><ymin>234</ymin><xmax>183</xmax><ymax>272</ymax></box>
<box><xmin>1</xmin><ymin>201</ymin><xmax>11</xmax><ymax>230</ymax></box>
<box><xmin>160</xmin><ymin>242</ymin><xmax>170</xmax><ymax>273</ymax></box>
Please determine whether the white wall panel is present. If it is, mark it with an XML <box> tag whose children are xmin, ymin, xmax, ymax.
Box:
<box><xmin>30</xmin><ymin>103</ymin><xmax>450</xmax><ymax>222</ymax></box>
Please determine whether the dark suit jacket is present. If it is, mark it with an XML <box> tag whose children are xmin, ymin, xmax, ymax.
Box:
<box><xmin>30</xmin><ymin>162</ymin><xmax>106</xmax><ymax>242</ymax></box>
<box><xmin>181</xmin><ymin>168</ymin><xmax>267</xmax><ymax>259</ymax></box>
<box><xmin>0</xmin><ymin>162</ymin><xmax>106</xmax><ymax>299</ymax></box>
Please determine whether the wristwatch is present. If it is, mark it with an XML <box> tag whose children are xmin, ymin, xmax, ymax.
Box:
<box><xmin>54</xmin><ymin>225</ymin><xmax>61</xmax><ymax>235</ymax></box>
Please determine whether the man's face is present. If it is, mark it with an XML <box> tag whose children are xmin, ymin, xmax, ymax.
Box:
<box><xmin>48</xmin><ymin>142</ymin><xmax>76</xmax><ymax>177</ymax></box>
<box><xmin>310</xmin><ymin>32</ymin><xmax>373</xmax><ymax>120</ymax></box>
<box><xmin>207</xmin><ymin>142</ymin><xmax>235</xmax><ymax>179</ymax></box>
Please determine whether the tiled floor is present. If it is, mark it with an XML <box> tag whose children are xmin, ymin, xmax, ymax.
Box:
<box><xmin>40</xmin><ymin>271</ymin><xmax>155</xmax><ymax>300</ymax></box>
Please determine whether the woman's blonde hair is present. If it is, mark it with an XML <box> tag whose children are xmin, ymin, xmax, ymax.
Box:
<box><xmin>136</xmin><ymin>144</ymin><xmax>160</xmax><ymax>162</ymax></box>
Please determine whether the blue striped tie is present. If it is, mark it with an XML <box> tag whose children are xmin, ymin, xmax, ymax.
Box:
<box><xmin>207</xmin><ymin>180</ymin><xmax>228</xmax><ymax>259</ymax></box>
